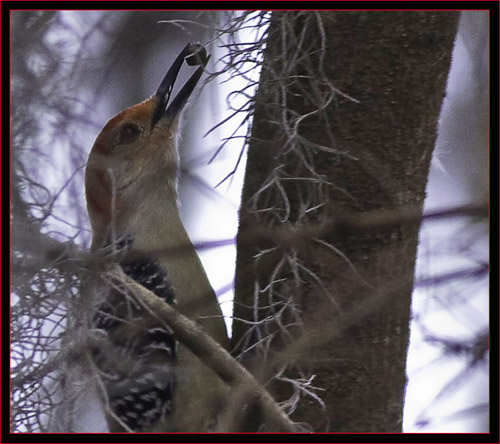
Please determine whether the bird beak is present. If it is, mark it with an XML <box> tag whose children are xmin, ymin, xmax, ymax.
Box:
<box><xmin>152</xmin><ymin>43</ymin><xmax>210</xmax><ymax>127</ymax></box>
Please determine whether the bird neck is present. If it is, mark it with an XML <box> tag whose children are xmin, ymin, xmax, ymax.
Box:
<box><xmin>123</xmin><ymin>190</ymin><xmax>229</xmax><ymax>347</ymax></box>
<box><xmin>123</xmin><ymin>186</ymin><xmax>188</xmax><ymax>254</ymax></box>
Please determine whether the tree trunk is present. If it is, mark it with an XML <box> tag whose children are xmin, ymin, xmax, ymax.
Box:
<box><xmin>232</xmin><ymin>11</ymin><xmax>459</xmax><ymax>432</ymax></box>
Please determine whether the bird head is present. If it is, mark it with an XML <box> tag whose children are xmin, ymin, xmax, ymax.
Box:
<box><xmin>85</xmin><ymin>43</ymin><xmax>209</xmax><ymax>250</ymax></box>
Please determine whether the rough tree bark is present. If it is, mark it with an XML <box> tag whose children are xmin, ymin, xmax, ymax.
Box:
<box><xmin>232</xmin><ymin>11</ymin><xmax>459</xmax><ymax>432</ymax></box>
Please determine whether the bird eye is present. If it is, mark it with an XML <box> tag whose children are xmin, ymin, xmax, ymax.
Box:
<box><xmin>118</xmin><ymin>123</ymin><xmax>142</xmax><ymax>145</ymax></box>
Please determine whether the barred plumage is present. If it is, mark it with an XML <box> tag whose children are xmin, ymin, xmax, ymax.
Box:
<box><xmin>94</xmin><ymin>257</ymin><xmax>177</xmax><ymax>431</ymax></box>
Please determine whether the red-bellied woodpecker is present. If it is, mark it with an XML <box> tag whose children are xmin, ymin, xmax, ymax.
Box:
<box><xmin>85</xmin><ymin>43</ymin><xmax>229</xmax><ymax>432</ymax></box>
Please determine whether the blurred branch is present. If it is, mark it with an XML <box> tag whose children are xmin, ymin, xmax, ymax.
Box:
<box><xmin>113</xmin><ymin>270</ymin><xmax>298</xmax><ymax>432</ymax></box>
<box><xmin>238</xmin><ymin>203</ymin><xmax>489</xmax><ymax>253</ymax></box>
